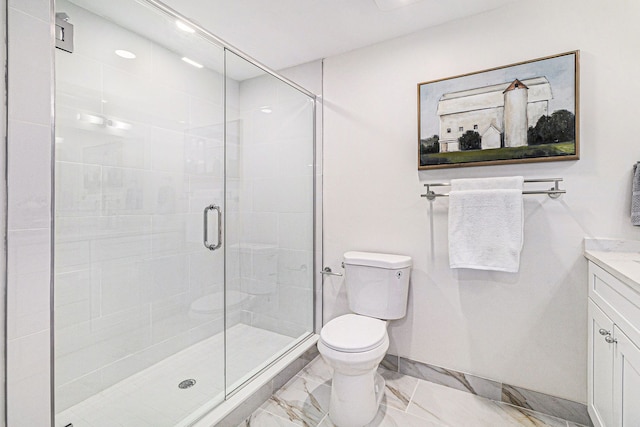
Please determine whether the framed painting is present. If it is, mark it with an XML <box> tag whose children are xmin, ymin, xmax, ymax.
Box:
<box><xmin>418</xmin><ymin>51</ymin><xmax>579</xmax><ymax>170</ymax></box>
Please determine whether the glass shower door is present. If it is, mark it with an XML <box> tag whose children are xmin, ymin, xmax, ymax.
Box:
<box><xmin>54</xmin><ymin>1</ymin><xmax>227</xmax><ymax>425</ymax></box>
<box><xmin>224</xmin><ymin>51</ymin><xmax>316</xmax><ymax>392</ymax></box>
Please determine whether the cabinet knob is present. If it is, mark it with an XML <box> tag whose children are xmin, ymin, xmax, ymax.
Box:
<box><xmin>604</xmin><ymin>335</ymin><xmax>617</xmax><ymax>344</ymax></box>
<box><xmin>599</xmin><ymin>328</ymin><xmax>611</xmax><ymax>336</ymax></box>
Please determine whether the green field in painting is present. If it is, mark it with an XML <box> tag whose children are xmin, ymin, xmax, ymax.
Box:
<box><xmin>421</xmin><ymin>141</ymin><xmax>575</xmax><ymax>166</ymax></box>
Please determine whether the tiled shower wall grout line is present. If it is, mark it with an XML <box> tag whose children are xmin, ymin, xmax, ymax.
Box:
<box><xmin>381</xmin><ymin>354</ymin><xmax>592</xmax><ymax>427</ymax></box>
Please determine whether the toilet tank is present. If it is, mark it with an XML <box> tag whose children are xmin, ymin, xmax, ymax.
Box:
<box><xmin>343</xmin><ymin>251</ymin><xmax>412</xmax><ymax>320</ymax></box>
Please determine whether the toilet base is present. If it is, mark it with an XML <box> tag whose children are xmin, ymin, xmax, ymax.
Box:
<box><xmin>328</xmin><ymin>369</ymin><xmax>385</xmax><ymax>427</ymax></box>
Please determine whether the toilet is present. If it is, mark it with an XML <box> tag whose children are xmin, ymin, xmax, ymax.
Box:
<box><xmin>317</xmin><ymin>251</ymin><xmax>412</xmax><ymax>427</ymax></box>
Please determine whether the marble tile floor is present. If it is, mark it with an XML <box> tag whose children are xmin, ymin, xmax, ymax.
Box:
<box><xmin>240</xmin><ymin>356</ymin><xmax>590</xmax><ymax>427</ymax></box>
<box><xmin>55</xmin><ymin>324</ymin><xmax>298</xmax><ymax>427</ymax></box>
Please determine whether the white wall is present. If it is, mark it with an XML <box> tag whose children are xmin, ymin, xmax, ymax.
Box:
<box><xmin>0</xmin><ymin>1</ymin><xmax>6</xmax><ymax>425</ymax></box>
<box><xmin>6</xmin><ymin>1</ymin><xmax>53</xmax><ymax>425</ymax></box>
<box><xmin>322</xmin><ymin>0</ymin><xmax>640</xmax><ymax>403</ymax></box>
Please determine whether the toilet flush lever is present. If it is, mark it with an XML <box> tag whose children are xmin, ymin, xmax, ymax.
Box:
<box><xmin>320</xmin><ymin>267</ymin><xmax>343</xmax><ymax>277</ymax></box>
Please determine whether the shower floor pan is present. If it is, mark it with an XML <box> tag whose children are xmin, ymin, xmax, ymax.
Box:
<box><xmin>55</xmin><ymin>323</ymin><xmax>299</xmax><ymax>427</ymax></box>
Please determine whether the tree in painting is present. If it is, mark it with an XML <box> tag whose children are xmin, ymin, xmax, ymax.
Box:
<box><xmin>458</xmin><ymin>130</ymin><xmax>481</xmax><ymax>151</ymax></box>
<box><xmin>420</xmin><ymin>135</ymin><xmax>440</xmax><ymax>154</ymax></box>
<box><xmin>527</xmin><ymin>109</ymin><xmax>575</xmax><ymax>145</ymax></box>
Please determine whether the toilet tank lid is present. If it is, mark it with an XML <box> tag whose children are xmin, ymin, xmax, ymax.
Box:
<box><xmin>343</xmin><ymin>251</ymin><xmax>412</xmax><ymax>269</ymax></box>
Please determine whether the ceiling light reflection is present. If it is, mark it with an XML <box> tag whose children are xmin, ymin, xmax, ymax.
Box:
<box><xmin>77</xmin><ymin>113</ymin><xmax>105</xmax><ymax>125</ymax></box>
<box><xmin>115</xmin><ymin>49</ymin><xmax>136</xmax><ymax>59</ymax></box>
<box><xmin>182</xmin><ymin>57</ymin><xmax>203</xmax><ymax>68</ymax></box>
<box><xmin>176</xmin><ymin>20</ymin><xmax>195</xmax><ymax>33</ymax></box>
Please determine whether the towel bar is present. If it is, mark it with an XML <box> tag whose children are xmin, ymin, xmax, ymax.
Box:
<box><xmin>420</xmin><ymin>178</ymin><xmax>565</xmax><ymax>201</ymax></box>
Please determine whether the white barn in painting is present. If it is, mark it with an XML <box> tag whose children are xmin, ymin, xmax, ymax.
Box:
<box><xmin>481</xmin><ymin>124</ymin><xmax>501</xmax><ymax>149</ymax></box>
<box><xmin>437</xmin><ymin>77</ymin><xmax>552</xmax><ymax>152</ymax></box>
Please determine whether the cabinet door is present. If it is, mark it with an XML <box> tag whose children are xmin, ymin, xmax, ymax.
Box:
<box><xmin>614</xmin><ymin>327</ymin><xmax>640</xmax><ymax>426</ymax></box>
<box><xmin>588</xmin><ymin>300</ymin><xmax>615</xmax><ymax>427</ymax></box>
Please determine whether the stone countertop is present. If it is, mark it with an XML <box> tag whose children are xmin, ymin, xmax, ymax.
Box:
<box><xmin>584</xmin><ymin>238</ymin><xmax>640</xmax><ymax>293</ymax></box>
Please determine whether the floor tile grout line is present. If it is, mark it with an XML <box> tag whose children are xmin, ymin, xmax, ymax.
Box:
<box><xmin>399</xmin><ymin>387</ymin><xmax>452</xmax><ymax>427</ymax></box>
<box><xmin>317</xmin><ymin>413</ymin><xmax>329</xmax><ymax>426</ymax></box>
<box><xmin>403</xmin><ymin>376</ymin><xmax>421</xmax><ymax>413</ymax></box>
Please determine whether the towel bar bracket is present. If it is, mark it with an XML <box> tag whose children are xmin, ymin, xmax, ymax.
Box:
<box><xmin>320</xmin><ymin>266</ymin><xmax>343</xmax><ymax>277</ymax></box>
<box><xmin>422</xmin><ymin>189</ymin><xmax>437</xmax><ymax>201</ymax></box>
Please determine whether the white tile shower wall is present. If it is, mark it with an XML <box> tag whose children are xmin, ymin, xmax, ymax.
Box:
<box><xmin>6</xmin><ymin>0</ymin><xmax>53</xmax><ymax>425</ymax></box>
<box><xmin>51</xmin><ymin>0</ymin><xmax>234</xmax><ymax>412</ymax></box>
<box><xmin>322</xmin><ymin>0</ymin><xmax>640</xmax><ymax>405</ymax></box>
<box><xmin>236</xmin><ymin>69</ymin><xmax>315</xmax><ymax>337</ymax></box>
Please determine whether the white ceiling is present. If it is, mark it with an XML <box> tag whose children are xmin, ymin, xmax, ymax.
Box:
<box><xmin>66</xmin><ymin>0</ymin><xmax>525</xmax><ymax>80</ymax></box>
<box><xmin>159</xmin><ymin>0</ymin><xmax>525</xmax><ymax>72</ymax></box>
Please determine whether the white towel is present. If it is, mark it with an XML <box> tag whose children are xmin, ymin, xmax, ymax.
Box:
<box><xmin>450</xmin><ymin>176</ymin><xmax>525</xmax><ymax>191</ymax></box>
<box><xmin>448</xmin><ymin>177</ymin><xmax>524</xmax><ymax>273</ymax></box>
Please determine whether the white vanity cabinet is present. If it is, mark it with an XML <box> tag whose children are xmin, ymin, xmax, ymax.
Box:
<box><xmin>613</xmin><ymin>326</ymin><xmax>640</xmax><ymax>426</ymax></box>
<box><xmin>587</xmin><ymin>299</ymin><xmax>615</xmax><ymax>427</ymax></box>
<box><xmin>587</xmin><ymin>261</ymin><xmax>640</xmax><ymax>427</ymax></box>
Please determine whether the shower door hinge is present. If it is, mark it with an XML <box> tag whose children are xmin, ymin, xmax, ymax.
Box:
<box><xmin>55</xmin><ymin>12</ymin><xmax>74</xmax><ymax>53</ymax></box>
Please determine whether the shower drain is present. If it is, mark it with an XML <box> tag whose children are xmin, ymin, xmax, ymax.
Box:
<box><xmin>178</xmin><ymin>379</ymin><xmax>197</xmax><ymax>389</ymax></box>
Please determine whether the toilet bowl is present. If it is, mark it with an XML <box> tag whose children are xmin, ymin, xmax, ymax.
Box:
<box><xmin>318</xmin><ymin>314</ymin><xmax>389</xmax><ymax>427</ymax></box>
<box><xmin>317</xmin><ymin>251</ymin><xmax>412</xmax><ymax>427</ymax></box>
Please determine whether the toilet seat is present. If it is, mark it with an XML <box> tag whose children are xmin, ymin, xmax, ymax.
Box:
<box><xmin>320</xmin><ymin>314</ymin><xmax>387</xmax><ymax>353</ymax></box>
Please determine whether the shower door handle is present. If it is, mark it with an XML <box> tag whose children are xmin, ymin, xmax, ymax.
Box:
<box><xmin>203</xmin><ymin>204</ymin><xmax>222</xmax><ymax>251</ymax></box>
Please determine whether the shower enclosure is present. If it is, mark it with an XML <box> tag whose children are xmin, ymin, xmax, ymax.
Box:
<box><xmin>53</xmin><ymin>0</ymin><xmax>315</xmax><ymax>425</ymax></box>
